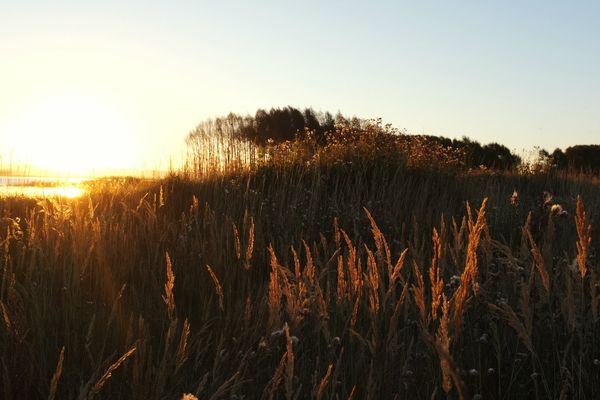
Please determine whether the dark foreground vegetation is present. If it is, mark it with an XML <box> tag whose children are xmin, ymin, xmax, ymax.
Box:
<box><xmin>1</xmin><ymin>114</ymin><xmax>600</xmax><ymax>399</ymax></box>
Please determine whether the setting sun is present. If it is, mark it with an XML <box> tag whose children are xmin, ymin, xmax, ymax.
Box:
<box><xmin>4</xmin><ymin>92</ymin><xmax>140</xmax><ymax>176</ymax></box>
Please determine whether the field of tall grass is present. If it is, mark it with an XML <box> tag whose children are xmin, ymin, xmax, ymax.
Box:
<box><xmin>1</xmin><ymin>129</ymin><xmax>600</xmax><ymax>399</ymax></box>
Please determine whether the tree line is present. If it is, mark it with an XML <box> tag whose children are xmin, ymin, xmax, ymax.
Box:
<box><xmin>186</xmin><ymin>106</ymin><xmax>600</xmax><ymax>173</ymax></box>
<box><xmin>537</xmin><ymin>146</ymin><xmax>600</xmax><ymax>173</ymax></box>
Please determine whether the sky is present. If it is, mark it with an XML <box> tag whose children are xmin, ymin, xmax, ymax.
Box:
<box><xmin>1</xmin><ymin>1</ymin><xmax>599</xmax><ymax>175</ymax></box>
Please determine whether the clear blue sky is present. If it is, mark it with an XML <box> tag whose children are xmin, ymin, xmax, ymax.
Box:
<box><xmin>1</xmin><ymin>1</ymin><xmax>599</xmax><ymax>173</ymax></box>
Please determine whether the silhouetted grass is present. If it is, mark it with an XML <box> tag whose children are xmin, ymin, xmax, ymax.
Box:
<box><xmin>1</xmin><ymin>143</ymin><xmax>600</xmax><ymax>399</ymax></box>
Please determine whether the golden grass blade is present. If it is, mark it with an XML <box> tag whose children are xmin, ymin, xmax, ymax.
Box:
<box><xmin>232</xmin><ymin>223</ymin><xmax>241</xmax><ymax>260</ymax></box>
<box><xmin>364</xmin><ymin>207</ymin><xmax>391</xmax><ymax>272</ymax></box>
<box><xmin>575</xmin><ymin>195</ymin><xmax>591</xmax><ymax>279</ymax></box>
<box><xmin>268</xmin><ymin>244</ymin><xmax>281</xmax><ymax>329</ymax></box>
<box><xmin>347</xmin><ymin>385</ymin><xmax>357</xmax><ymax>400</ymax></box>
<box><xmin>451</xmin><ymin>198</ymin><xmax>487</xmax><ymax>334</ymax></box>
<box><xmin>337</xmin><ymin>254</ymin><xmax>347</xmax><ymax>304</ymax></box>
<box><xmin>245</xmin><ymin>217</ymin><xmax>255</xmax><ymax>265</ymax></box>
<box><xmin>90</xmin><ymin>346</ymin><xmax>137</xmax><ymax>397</ymax></box>
<box><xmin>429</xmin><ymin>228</ymin><xmax>444</xmax><ymax>321</ymax></box>
<box><xmin>175</xmin><ymin>319</ymin><xmax>191</xmax><ymax>372</ymax></box>
<box><xmin>422</xmin><ymin>328</ymin><xmax>467</xmax><ymax>400</ymax></box>
<box><xmin>0</xmin><ymin>301</ymin><xmax>11</xmax><ymax>331</ymax></box>
<box><xmin>525</xmin><ymin>221</ymin><xmax>550</xmax><ymax>293</ymax></box>
<box><xmin>48</xmin><ymin>346</ymin><xmax>65</xmax><ymax>400</ymax></box>
<box><xmin>206</xmin><ymin>265</ymin><xmax>224</xmax><ymax>311</ymax></box>
<box><xmin>315</xmin><ymin>364</ymin><xmax>334</xmax><ymax>400</ymax></box>
<box><xmin>390</xmin><ymin>248</ymin><xmax>408</xmax><ymax>288</ymax></box>
<box><xmin>412</xmin><ymin>260</ymin><xmax>428</xmax><ymax>327</ymax></box>
<box><xmin>163</xmin><ymin>252</ymin><xmax>176</xmax><ymax>320</ymax></box>
<box><xmin>366</xmin><ymin>246</ymin><xmax>380</xmax><ymax>315</ymax></box>
<box><xmin>264</xmin><ymin>353</ymin><xmax>287</xmax><ymax>400</ymax></box>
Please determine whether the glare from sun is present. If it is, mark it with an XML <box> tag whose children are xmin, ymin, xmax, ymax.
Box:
<box><xmin>4</xmin><ymin>92</ymin><xmax>140</xmax><ymax>176</ymax></box>
<box><xmin>54</xmin><ymin>186</ymin><xmax>85</xmax><ymax>198</ymax></box>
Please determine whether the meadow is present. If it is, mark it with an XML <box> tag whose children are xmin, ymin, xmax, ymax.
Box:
<box><xmin>1</xmin><ymin>124</ymin><xmax>600</xmax><ymax>399</ymax></box>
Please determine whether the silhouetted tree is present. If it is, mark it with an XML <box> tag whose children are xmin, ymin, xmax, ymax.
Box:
<box><xmin>320</xmin><ymin>111</ymin><xmax>335</xmax><ymax>134</ymax></box>
<box><xmin>303</xmin><ymin>108</ymin><xmax>320</xmax><ymax>130</ymax></box>
<box><xmin>550</xmin><ymin>148</ymin><xmax>567</xmax><ymax>169</ymax></box>
<box><xmin>481</xmin><ymin>143</ymin><xmax>521</xmax><ymax>169</ymax></box>
<box><xmin>254</xmin><ymin>109</ymin><xmax>270</xmax><ymax>144</ymax></box>
<box><xmin>303</xmin><ymin>108</ymin><xmax>323</xmax><ymax>142</ymax></box>
<box><xmin>416</xmin><ymin>136</ymin><xmax>521</xmax><ymax>170</ymax></box>
<box><xmin>564</xmin><ymin>145</ymin><xmax>600</xmax><ymax>173</ymax></box>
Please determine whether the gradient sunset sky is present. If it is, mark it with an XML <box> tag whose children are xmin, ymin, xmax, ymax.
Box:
<box><xmin>1</xmin><ymin>1</ymin><xmax>599</xmax><ymax>175</ymax></box>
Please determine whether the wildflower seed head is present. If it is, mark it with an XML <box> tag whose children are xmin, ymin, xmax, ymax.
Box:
<box><xmin>510</xmin><ymin>190</ymin><xmax>519</xmax><ymax>206</ymax></box>
<box><xmin>550</xmin><ymin>203</ymin><xmax>568</xmax><ymax>216</ymax></box>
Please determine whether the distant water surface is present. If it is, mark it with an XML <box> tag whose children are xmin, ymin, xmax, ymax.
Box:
<box><xmin>0</xmin><ymin>176</ymin><xmax>87</xmax><ymax>198</ymax></box>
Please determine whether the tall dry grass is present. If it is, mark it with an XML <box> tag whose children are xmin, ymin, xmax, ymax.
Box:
<box><xmin>0</xmin><ymin>147</ymin><xmax>599</xmax><ymax>398</ymax></box>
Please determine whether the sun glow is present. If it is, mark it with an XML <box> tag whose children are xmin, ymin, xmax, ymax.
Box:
<box><xmin>0</xmin><ymin>184</ymin><xmax>86</xmax><ymax>199</ymax></box>
<box><xmin>3</xmin><ymin>92</ymin><xmax>141</xmax><ymax>176</ymax></box>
